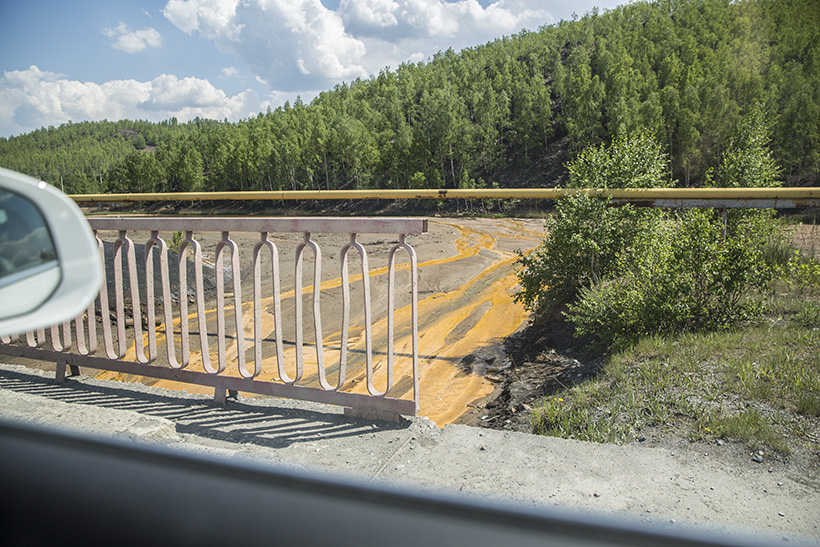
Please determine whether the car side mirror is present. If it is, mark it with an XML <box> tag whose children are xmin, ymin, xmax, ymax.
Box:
<box><xmin>0</xmin><ymin>168</ymin><xmax>103</xmax><ymax>337</ymax></box>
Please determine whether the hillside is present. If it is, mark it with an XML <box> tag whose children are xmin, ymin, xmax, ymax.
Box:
<box><xmin>1</xmin><ymin>0</ymin><xmax>818</xmax><ymax>195</ymax></box>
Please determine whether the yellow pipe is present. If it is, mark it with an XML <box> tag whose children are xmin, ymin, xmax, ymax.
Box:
<box><xmin>69</xmin><ymin>187</ymin><xmax>820</xmax><ymax>203</ymax></box>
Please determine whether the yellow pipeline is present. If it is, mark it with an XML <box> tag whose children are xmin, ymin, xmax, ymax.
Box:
<box><xmin>70</xmin><ymin>187</ymin><xmax>820</xmax><ymax>203</ymax></box>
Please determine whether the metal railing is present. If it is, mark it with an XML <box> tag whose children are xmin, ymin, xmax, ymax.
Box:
<box><xmin>0</xmin><ymin>217</ymin><xmax>427</xmax><ymax>417</ymax></box>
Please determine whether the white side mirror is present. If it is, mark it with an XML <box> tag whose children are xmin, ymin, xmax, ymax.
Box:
<box><xmin>0</xmin><ymin>168</ymin><xmax>103</xmax><ymax>337</ymax></box>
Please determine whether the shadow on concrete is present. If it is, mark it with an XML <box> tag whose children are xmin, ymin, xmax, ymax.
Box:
<box><xmin>0</xmin><ymin>367</ymin><xmax>409</xmax><ymax>450</ymax></box>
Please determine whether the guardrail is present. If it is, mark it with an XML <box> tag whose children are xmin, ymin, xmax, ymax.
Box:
<box><xmin>70</xmin><ymin>187</ymin><xmax>820</xmax><ymax>208</ymax></box>
<box><xmin>0</xmin><ymin>217</ymin><xmax>427</xmax><ymax>418</ymax></box>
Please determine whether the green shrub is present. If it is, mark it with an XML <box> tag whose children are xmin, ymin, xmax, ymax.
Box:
<box><xmin>514</xmin><ymin>194</ymin><xmax>661</xmax><ymax>316</ymax></box>
<box><xmin>514</xmin><ymin>132</ymin><xmax>668</xmax><ymax>317</ymax></box>
<box><xmin>169</xmin><ymin>231</ymin><xmax>184</xmax><ymax>254</ymax></box>
<box><xmin>779</xmin><ymin>251</ymin><xmax>820</xmax><ymax>288</ymax></box>
<box><xmin>710</xmin><ymin>104</ymin><xmax>780</xmax><ymax>189</ymax></box>
<box><xmin>565</xmin><ymin>209</ymin><xmax>775</xmax><ymax>348</ymax></box>
<box><xmin>566</xmin><ymin>132</ymin><xmax>672</xmax><ymax>190</ymax></box>
<box><xmin>516</xmin><ymin>113</ymin><xmax>784</xmax><ymax>349</ymax></box>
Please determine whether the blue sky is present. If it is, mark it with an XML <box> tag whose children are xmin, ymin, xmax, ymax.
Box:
<box><xmin>0</xmin><ymin>0</ymin><xmax>631</xmax><ymax>138</ymax></box>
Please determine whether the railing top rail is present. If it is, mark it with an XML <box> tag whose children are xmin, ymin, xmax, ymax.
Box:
<box><xmin>88</xmin><ymin>216</ymin><xmax>429</xmax><ymax>234</ymax></box>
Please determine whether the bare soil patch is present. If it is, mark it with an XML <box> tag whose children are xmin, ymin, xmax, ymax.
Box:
<box><xmin>455</xmin><ymin>315</ymin><xmax>600</xmax><ymax>431</ymax></box>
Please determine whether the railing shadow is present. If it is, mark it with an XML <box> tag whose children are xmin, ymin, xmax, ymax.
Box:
<box><xmin>0</xmin><ymin>367</ymin><xmax>409</xmax><ymax>450</ymax></box>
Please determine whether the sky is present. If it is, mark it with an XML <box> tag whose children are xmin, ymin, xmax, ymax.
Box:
<box><xmin>0</xmin><ymin>0</ymin><xmax>631</xmax><ymax>139</ymax></box>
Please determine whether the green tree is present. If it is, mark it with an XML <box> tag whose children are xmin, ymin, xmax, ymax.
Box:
<box><xmin>519</xmin><ymin>119</ymin><xmax>783</xmax><ymax>349</ymax></box>
<box><xmin>712</xmin><ymin>105</ymin><xmax>780</xmax><ymax>188</ymax></box>
<box><xmin>515</xmin><ymin>133</ymin><xmax>668</xmax><ymax>316</ymax></box>
<box><xmin>561</xmin><ymin>46</ymin><xmax>606</xmax><ymax>152</ymax></box>
<box><xmin>159</xmin><ymin>136</ymin><xmax>203</xmax><ymax>192</ymax></box>
<box><xmin>2</xmin><ymin>0</ymin><xmax>819</xmax><ymax>191</ymax></box>
<box><xmin>567</xmin><ymin>132</ymin><xmax>670</xmax><ymax>189</ymax></box>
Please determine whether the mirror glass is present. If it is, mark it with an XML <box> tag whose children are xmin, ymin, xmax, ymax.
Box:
<box><xmin>0</xmin><ymin>188</ymin><xmax>61</xmax><ymax>318</ymax></box>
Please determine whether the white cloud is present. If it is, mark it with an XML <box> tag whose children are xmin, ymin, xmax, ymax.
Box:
<box><xmin>160</xmin><ymin>0</ymin><xmax>552</xmax><ymax>90</ymax></box>
<box><xmin>339</xmin><ymin>0</ymin><xmax>552</xmax><ymax>74</ymax></box>
<box><xmin>104</xmin><ymin>22</ymin><xmax>164</xmax><ymax>53</ymax></box>
<box><xmin>0</xmin><ymin>66</ymin><xmax>264</xmax><ymax>138</ymax></box>
<box><xmin>0</xmin><ymin>1</ymin><xmax>561</xmax><ymax>137</ymax></box>
<box><xmin>164</xmin><ymin>0</ymin><xmax>367</xmax><ymax>91</ymax></box>
<box><xmin>340</xmin><ymin>0</ymin><xmax>400</xmax><ymax>35</ymax></box>
<box><xmin>338</xmin><ymin>0</ymin><xmax>551</xmax><ymax>47</ymax></box>
<box><xmin>163</xmin><ymin>0</ymin><xmax>242</xmax><ymax>39</ymax></box>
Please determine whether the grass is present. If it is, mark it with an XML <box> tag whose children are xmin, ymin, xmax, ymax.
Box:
<box><xmin>531</xmin><ymin>248</ymin><xmax>820</xmax><ymax>455</ymax></box>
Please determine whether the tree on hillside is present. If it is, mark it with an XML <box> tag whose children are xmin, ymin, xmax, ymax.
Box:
<box><xmin>1</xmin><ymin>0</ymin><xmax>818</xmax><ymax>192</ymax></box>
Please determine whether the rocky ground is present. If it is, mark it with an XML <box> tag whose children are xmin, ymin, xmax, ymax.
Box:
<box><xmin>455</xmin><ymin>315</ymin><xmax>601</xmax><ymax>432</ymax></box>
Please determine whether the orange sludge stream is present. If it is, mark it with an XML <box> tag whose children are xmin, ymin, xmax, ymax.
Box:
<box><xmin>95</xmin><ymin>218</ymin><xmax>545</xmax><ymax>425</ymax></box>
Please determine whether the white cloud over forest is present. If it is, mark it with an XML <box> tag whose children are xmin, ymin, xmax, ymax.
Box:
<box><xmin>0</xmin><ymin>66</ymin><xmax>263</xmax><ymax>137</ymax></box>
<box><xmin>162</xmin><ymin>0</ymin><xmax>553</xmax><ymax>90</ymax></box>
<box><xmin>1</xmin><ymin>0</ymin><xmax>556</xmax><ymax>137</ymax></box>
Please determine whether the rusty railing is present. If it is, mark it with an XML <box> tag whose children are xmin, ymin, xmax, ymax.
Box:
<box><xmin>0</xmin><ymin>217</ymin><xmax>427</xmax><ymax>417</ymax></box>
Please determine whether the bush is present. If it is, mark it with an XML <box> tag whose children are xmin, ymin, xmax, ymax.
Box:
<box><xmin>169</xmin><ymin>231</ymin><xmax>185</xmax><ymax>254</ymax></box>
<box><xmin>516</xmin><ymin>116</ymin><xmax>783</xmax><ymax>349</ymax></box>
<box><xmin>710</xmin><ymin>105</ymin><xmax>780</xmax><ymax>189</ymax></box>
<box><xmin>565</xmin><ymin>209</ymin><xmax>775</xmax><ymax>348</ymax></box>
<box><xmin>514</xmin><ymin>132</ymin><xmax>668</xmax><ymax>316</ymax></box>
<box><xmin>566</xmin><ymin>132</ymin><xmax>671</xmax><ymax>189</ymax></box>
<box><xmin>514</xmin><ymin>194</ymin><xmax>661</xmax><ymax>317</ymax></box>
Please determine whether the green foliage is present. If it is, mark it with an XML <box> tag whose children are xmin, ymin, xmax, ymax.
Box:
<box><xmin>711</xmin><ymin>105</ymin><xmax>781</xmax><ymax>188</ymax></box>
<box><xmin>2</xmin><ymin>0</ymin><xmax>819</xmax><ymax>192</ymax></box>
<box><xmin>515</xmin><ymin>132</ymin><xmax>667</xmax><ymax>316</ymax></box>
<box><xmin>566</xmin><ymin>132</ymin><xmax>671</xmax><ymax>189</ymax></box>
<box><xmin>165</xmin><ymin>136</ymin><xmax>204</xmax><ymax>192</ymax></box>
<box><xmin>532</xmin><ymin>317</ymin><xmax>820</xmax><ymax>453</ymax></box>
<box><xmin>515</xmin><ymin>195</ymin><xmax>661</xmax><ymax>316</ymax></box>
<box><xmin>775</xmin><ymin>250</ymin><xmax>820</xmax><ymax>290</ymax></box>
<box><xmin>518</xmin><ymin>111</ymin><xmax>785</xmax><ymax>348</ymax></box>
<box><xmin>107</xmin><ymin>150</ymin><xmax>163</xmax><ymax>193</ymax></box>
<box><xmin>565</xmin><ymin>209</ymin><xmax>774</xmax><ymax>348</ymax></box>
<box><xmin>701</xmin><ymin>409</ymin><xmax>789</xmax><ymax>453</ymax></box>
<box><xmin>169</xmin><ymin>231</ymin><xmax>184</xmax><ymax>254</ymax></box>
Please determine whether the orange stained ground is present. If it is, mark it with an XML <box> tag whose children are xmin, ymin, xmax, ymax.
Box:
<box><xmin>94</xmin><ymin>218</ymin><xmax>544</xmax><ymax>425</ymax></box>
